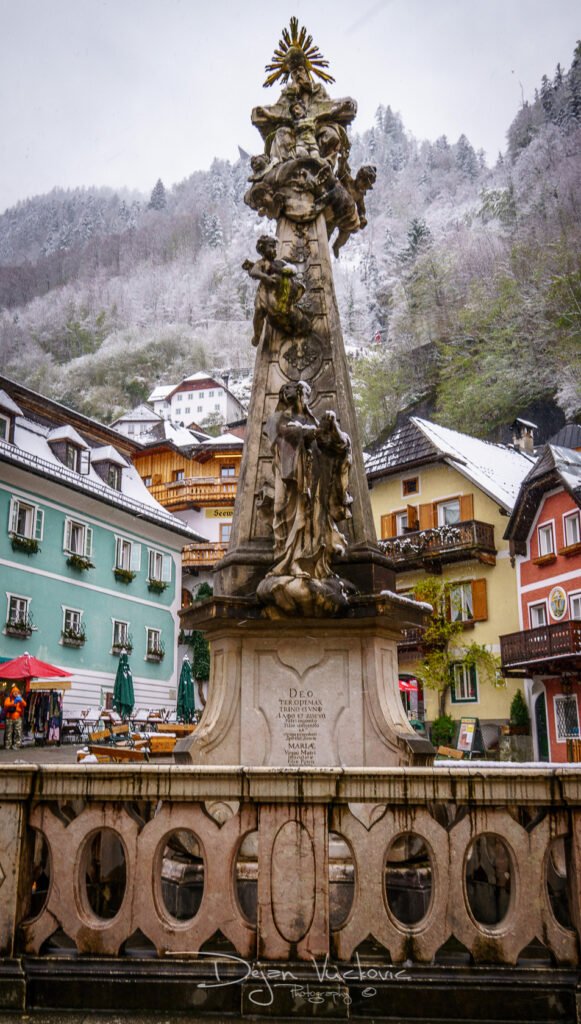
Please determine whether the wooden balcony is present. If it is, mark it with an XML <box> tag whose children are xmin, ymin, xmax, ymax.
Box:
<box><xmin>380</xmin><ymin>520</ymin><xmax>496</xmax><ymax>572</ymax></box>
<box><xmin>398</xmin><ymin>626</ymin><xmax>426</xmax><ymax>651</ymax></box>
<box><xmin>150</xmin><ymin>477</ymin><xmax>237</xmax><ymax>511</ymax></box>
<box><xmin>182</xmin><ymin>541</ymin><xmax>228</xmax><ymax>571</ymax></box>
<box><xmin>501</xmin><ymin>619</ymin><xmax>581</xmax><ymax>677</ymax></box>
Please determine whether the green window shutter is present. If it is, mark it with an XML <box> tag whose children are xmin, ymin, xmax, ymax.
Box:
<box><xmin>161</xmin><ymin>554</ymin><xmax>172</xmax><ymax>582</ymax></box>
<box><xmin>85</xmin><ymin>527</ymin><xmax>93</xmax><ymax>558</ymax></box>
<box><xmin>130</xmin><ymin>543</ymin><xmax>141</xmax><ymax>572</ymax></box>
<box><xmin>35</xmin><ymin>508</ymin><xmax>44</xmax><ymax>540</ymax></box>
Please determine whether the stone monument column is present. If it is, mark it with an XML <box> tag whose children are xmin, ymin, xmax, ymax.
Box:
<box><xmin>176</xmin><ymin>18</ymin><xmax>433</xmax><ymax>768</ymax></box>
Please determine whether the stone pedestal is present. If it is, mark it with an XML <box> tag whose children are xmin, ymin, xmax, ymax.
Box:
<box><xmin>175</xmin><ymin>595</ymin><xmax>433</xmax><ymax>767</ymax></box>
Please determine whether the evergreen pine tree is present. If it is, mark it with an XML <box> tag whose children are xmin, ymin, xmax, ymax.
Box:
<box><xmin>148</xmin><ymin>178</ymin><xmax>167</xmax><ymax>211</ymax></box>
<box><xmin>455</xmin><ymin>134</ymin><xmax>479</xmax><ymax>180</ymax></box>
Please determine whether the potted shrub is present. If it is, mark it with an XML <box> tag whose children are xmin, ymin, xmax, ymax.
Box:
<box><xmin>114</xmin><ymin>567</ymin><xmax>136</xmax><ymax>584</ymax></box>
<box><xmin>430</xmin><ymin>713</ymin><xmax>455</xmax><ymax>747</ymax></box>
<box><xmin>10</xmin><ymin>534</ymin><xmax>40</xmax><ymax>556</ymax></box>
<box><xmin>5</xmin><ymin>615</ymin><xmax>34</xmax><ymax>638</ymax></box>
<box><xmin>67</xmin><ymin>553</ymin><xmax>94</xmax><ymax>572</ymax></box>
<box><xmin>509</xmin><ymin>689</ymin><xmax>530</xmax><ymax>735</ymax></box>
<box><xmin>61</xmin><ymin>625</ymin><xmax>86</xmax><ymax>647</ymax></box>
<box><xmin>147</xmin><ymin>578</ymin><xmax>168</xmax><ymax>594</ymax></box>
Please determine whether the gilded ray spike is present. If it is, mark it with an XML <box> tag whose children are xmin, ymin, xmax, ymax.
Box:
<box><xmin>262</xmin><ymin>17</ymin><xmax>335</xmax><ymax>88</ymax></box>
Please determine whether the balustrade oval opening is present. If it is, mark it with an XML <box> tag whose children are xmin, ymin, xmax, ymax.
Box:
<box><xmin>385</xmin><ymin>832</ymin><xmax>432</xmax><ymax>925</ymax></box>
<box><xmin>25</xmin><ymin>829</ymin><xmax>51</xmax><ymax>921</ymax></box>
<box><xmin>82</xmin><ymin>829</ymin><xmax>127</xmax><ymax>920</ymax></box>
<box><xmin>547</xmin><ymin>836</ymin><xmax>573</xmax><ymax>930</ymax></box>
<box><xmin>159</xmin><ymin>829</ymin><xmax>204</xmax><ymax>922</ymax></box>
<box><xmin>465</xmin><ymin>833</ymin><xmax>512</xmax><ymax>926</ymax></box>
<box><xmin>236</xmin><ymin>830</ymin><xmax>258</xmax><ymax>925</ymax></box>
<box><xmin>329</xmin><ymin>831</ymin><xmax>354</xmax><ymax>929</ymax></box>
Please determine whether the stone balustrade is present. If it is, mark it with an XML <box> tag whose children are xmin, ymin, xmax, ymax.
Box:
<box><xmin>3</xmin><ymin>764</ymin><xmax>581</xmax><ymax>975</ymax></box>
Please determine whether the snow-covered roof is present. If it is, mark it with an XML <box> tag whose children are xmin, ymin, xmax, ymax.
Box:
<box><xmin>202</xmin><ymin>431</ymin><xmax>244</xmax><ymax>446</ymax></box>
<box><xmin>147</xmin><ymin>385</ymin><xmax>174</xmax><ymax>403</ymax></box>
<box><xmin>0</xmin><ymin>389</ymin><xmax>23</xmax><ymax>417</ymax></box>
<box><xmin>90</xmin><ymin>445</ymin><xmax>129</xmax><ymax>468</ymax></box>
<box><xmin>412</xmin><ymin>417</ymin><xmax>534</xmax><ymax>511</ymax></box>
<box><xmin>47</xmin><ymin>424</ymin><xmax>89</xmax><ymax>449</ymax></box>
<box><xmin>111</xmin><ymin>404</ymin><xmax>160</xmax><ymax>425</ymax></box>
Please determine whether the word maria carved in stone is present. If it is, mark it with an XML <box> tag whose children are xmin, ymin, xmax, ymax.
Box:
<box><xmin>256</xmin><ymin>381</ymin><xmax>354</xmax><ymax>616</ymax></box>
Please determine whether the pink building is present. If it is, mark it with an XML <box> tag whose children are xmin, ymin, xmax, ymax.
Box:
<box><xmin>501</xmin><ymin>445</ymin><xmax>581</xmax><ymax>762</ymax></box>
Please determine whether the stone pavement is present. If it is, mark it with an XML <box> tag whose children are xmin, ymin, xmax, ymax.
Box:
<box><xmin>0</xmin><ymin>742</ymin><xmax>170</xmax><ymax>765</ymax></box>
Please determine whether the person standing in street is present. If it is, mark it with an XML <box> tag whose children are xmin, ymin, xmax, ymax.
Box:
<box><xmin>4</xmin><ymin>686</ymin><xmax>26</xmax><ymax>749</ymax></box>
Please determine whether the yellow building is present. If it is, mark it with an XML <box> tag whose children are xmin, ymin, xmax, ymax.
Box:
<box><xmin>366</xmin><ymin>417</ymin><xmax>535</xmax><ymax>730</ymax></box>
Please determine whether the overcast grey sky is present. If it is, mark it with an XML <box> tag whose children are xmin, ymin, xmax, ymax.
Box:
<box><xmin>1</xmin><ymin>0</ymin><xmax>579</xmax><ymax>213</ymax></box>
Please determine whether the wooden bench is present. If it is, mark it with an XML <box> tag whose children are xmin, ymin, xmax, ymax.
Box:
<box><xmin>87</xmin><ymin>744</ymin><xmax>148</xmax><ymax>763</ymax></box>
<box><xmin>156</xmin><ymin>723</ymin><xmax>196</xmax><ymax>736</ymax></box>
<box><xmin>88</xmin><ymin>728</ymin><xmax>111</xmax><ymax>743</ymax></box>
<box><xmin>437</xmin><ymin>745</ymin><xmax>464</xmax><ymax>760</ymax></box>
<box><xmin>148</xmin><ymin>736</ymin><xmax>177</xmax><ymax>756</ymax></box>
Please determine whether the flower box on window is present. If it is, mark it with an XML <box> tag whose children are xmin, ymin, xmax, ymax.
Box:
<box><xmin>146</xmin><ymin>642</ymin><xmax>165</xmax><ymax>663</ymax></box>
<box><xmin>5</xmin><ymin>616</ymin><xmax>33</xmax><ymax>638</ymax></box>
<box><xmin>67</xmin><ymin>553</ymin><xmax>95</xmax><ymax>572</ymax></box>
<box><xmin>61</xmin><ymin>626</ymin><xmax>87</xmax><ymax>647</ymax></box>
<box><xmin>112</xmin><ymin>640</ymin><xmax>133</xmax><ymax>655</ymax></box>
<box><xmin>10</xmin><ymin>534</ymin><xmax>40</xmax><ymax>556</ymax></box>
<box><xmin>147</xmin><ymin>579</ymin><xmax>168</xmax><ymax>594</ymax></box>
<box><xmin>114</xmin><ymin>568</ymin><xmax>136</xmax><ymax>584</ymax></box>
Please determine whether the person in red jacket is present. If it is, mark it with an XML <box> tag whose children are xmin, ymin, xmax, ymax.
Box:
<box><xmin>4</xmin><ymin>686</ymin><xmax>26</xmax><ymax>749</ymax></box>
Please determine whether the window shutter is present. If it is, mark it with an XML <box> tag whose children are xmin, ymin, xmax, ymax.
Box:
<box><xmin>407</xmin><ymin>505</ymin><xmax>419</xmax><ymax>530</ymax></box>
<box><xmin>419</xmin><ymin>503</ymin><xmax>435</xmax><ymax>529</ymax></box>
<box><xmin>64</xmin><ymin>519</ymin><xmax>71</xmax><ymax>550</ymax></box>
<box><xmin>9</xmin><ymin>498</ymin><xmax>18</xmax><ymax>534</ymax></box>
<box><xmin>85</xmin><ymin>527</ymin><xmax>93</xmax><ymax>558</ymax></box>
<box><xmin>381</xmin><ymin>513</ymin><xmax>397</xmax><ymax>539</ymax></box>
<box><xmin>471</xmin><ymin>578</ymin><xmax>488</xmax><ymax>621</ymax></box>
<box><xmin>35</xmin><ymin>508</ymin><xmax>44</xmax><ymax>540</ymax></box>
<box><xmin>460</xmin><ymin>494</ymin><xmax>474</xmax><ymax>521</ymax></box>
<box><xmin>130</xmin><ymin>542</ymin><xmax>141</xmax><ymax>572</ymax></box>
<box><xmin>115</xmin><ymin>537</ymin><xmax>122</xmax><ymax>567</ymax></box>
<box><xmin>161</xmin><ymin>554</ymin><xmax>172</xmax><ymax>582</ymax></box>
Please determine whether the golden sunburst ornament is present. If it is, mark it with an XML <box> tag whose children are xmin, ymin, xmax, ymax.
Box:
<box><xmin>263</xmin><ymin>16</ymin><xmax>335</xmax><ymax>88</ymax></box>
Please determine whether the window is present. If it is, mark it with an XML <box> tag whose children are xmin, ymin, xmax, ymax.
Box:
<box><xmin>209</xmin><ymin>390</ymin><xmax>214</xmax><ymax>397</ymax></box>
<box><xmin>64</xmin><ymin>518</ymin><xmax>93</xmax><ymax>557</ymax></box>
<box><xmin>64</xmin><ymin>443</ymin><xmax>79</xmax><ymax>471</ymax></box>
<box><xmin>107</xmin><ymin>464</ymin><xmax>122</xmax><ymax>490</ymax></box>
<box><xmin>451</xmin><ymin>663</ymin><xmax>478</xmax><ymax>703</ymax></box>
<box><xmin>9</xmin><ymin>498</ymin><xmax>44</xmax><ymax>540</ymax></box>
<box><xmin>7</xmin><ymin>595</ymin><xmax>30</xmax><ymax>627</ymax></box>
<box><xmin>214</xmin><ymin>403</ymin><xmax>221</xmax><ymax>411</ymax></box>
<box><xmin>146</xmin><ymin>627</ymin><xmax>163</xmax><ymax>657</ymax></box>
<box><xmin>63</xmin><ymin>608</ymin><xmax>82</xmax><ymax>633</ymax></box>
<box><xmin>402</xmin><ymin>477</ymin><xmax>419</xmax><ymax>497</ymax></box>
<box><xmin>148</xmin><ymin>548</ymin><xmax>172</xmax><ymax>583</ymax></box>
<box><xmin>220</xmin><ymin>466</ymin><xmax>236</xmax><ymax>478</ymax></box>
<box><xmin>0</xmin><ymin>414</ymin><xmax>9</xmax><ymax>441</ymax></box>
<box><xmin>395</xmin><ymin>511</ymin><xmax>408</xmax><ymax>535</ymax></box>
<box><xmin>143</xmin><ymin>476</ymin><xmax>152</xmax><ymax>488</ymax></box>
<box><xmin>199</xmin><ymin>391</ymin><xmax>205</xmax><ymax>399</ymax></box>
<box><xmin>112</xmin><ymin>620</ymin><xmax>131</xmax><ymax>650</ymax></box>
<box><xmin>220</xmin><ymin>522</ymin><xmax>232</xmax><ymax>543</ymax></box>
<box><xmin>554</xmin><ymin>694</ymin><xmax>580</xmax><ymax>742</ymax></box>
<box><xmin>115</xmin><ymin>537</ymin><xmax>141</xmax><ymax>572</ymax></box>
<box><xmin>529</xmin><ymin>602</ymin><xmax>548</xmax><ymax>628</ymax></box>
<box><xmin>197</xmin><ymin>405</ymin><xmax>203</xmax><ymax>413</ymax></box>
<box><xmin>173</xmin><ymin>469</ymin><xmax>185</xmax><ymax>482</ymax></box>
<box><xmin>564</xmin><ymin>512</ymin><xmax>581</xmax><ymax>548</ymax></box>
<box><xmin>450</xmin><ymin>582</ymin><xmax>474</xmax><ymax>622</ymax></box>
<box><xmin>538</xmin><ymin>523</ymin><xmax>555</xmax><ymax>557</ymax></box>
<box><xmin>570</xmin><ymin>593</ymin><xmax>581</xmax><ymax>620</ymax></box>
<box><xmin>184</xmin><ymin>407</ymin><xmax>191</xmax><ymax>414</ymax></box>
<box><xmin>176</xmin><ymin>394</ymin><xmax>183</xmax><ymax>402</ymax></box>
<box><xmin>188</xmin><ymin>392</ymin><xmax>193</xmax><ymax>400</ymax></box>
<box><xmin>437</xmin><ymin>498</ymin><xmax>461</xmax><ymax>526</ymax></box>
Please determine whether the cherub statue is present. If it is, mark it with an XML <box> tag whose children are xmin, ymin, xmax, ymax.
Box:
<box><xmin>242</xmin><ymin>235</ymin><xmax>312</xmax><ymax>346</ymax></box>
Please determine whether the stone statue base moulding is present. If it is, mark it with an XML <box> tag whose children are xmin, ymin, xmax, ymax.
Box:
<box><xmin>174</xmin><ymin>595</ymin><xmax>433</xmax><ymax>767</ymax></box>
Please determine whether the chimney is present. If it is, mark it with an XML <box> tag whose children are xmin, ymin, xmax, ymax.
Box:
<box><xmin>511</xmin><ymin>418</ymin><xmax>537</xmax><ymax>454</ymax></box>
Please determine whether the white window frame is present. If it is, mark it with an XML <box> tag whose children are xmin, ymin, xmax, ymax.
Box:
<box><xmin>114</xmin><ymin>536</ymin><xmax>141</xmax><ymax>572</ymax></box>
<box><xmin>63</xmin><ymin>517</ymin><xmax>93</xmax><ymax>557</ymax></box>
<box><xmin>112</xmin><ymin>619</ymin><xmax>130</xmax><ymax>648</ymax></box>
<box><xmin>9</xmin><ymin>497</ymin><xmax>44</xmax><ymax>540</ymax></box>
<box><xmin>554</xmin><ymin>693</ymin><xmax>580</xmax><ymax>743</ymax></box>
<box><xmin>6</xmin><ymin>593</ymin><xmax>31</xmax><ymax>627</ymax></box>
<box><xmin>437</xmin><ymin>498</ymin><xmax>461</xmax><ymax>526</ymax></box>
<box><xmin>450</xmin><ymin>581</ymin><xmax>474</xmax><ymax>623</ymax></box>
<box><xmin>528</xmin><ymin>600</ymin><xmax>548</xmax><ymax>628</ymax></box>
<box><xmin>537</xmin><ymin>521</ymin><xmax>555</xmax><ymax>557</ymax></box>
<box><xmin>395</xmin><ymin>511</ymin><xmax>408</xmax><ymax>535</ymax></box>
<box><xmin>0</xmin><ymin>413</ymin><xmax>9</xmax><ymax>441</ymax></box>
<box><xmin>197</xmin><ymin>405</ymin><xmax>203</xmax><ymax>413</ymax></box>
<box><xmin>148</xmin><ymin>548</ymin><xmax>172</xmax><ymax>583</ymax></box>
<box><xmin>220</xmin><ymin>522</ymin><xmax>232</xmax><ymax>544</ymax></box>
<box><xmin>146</xmin><ymin>626</ymin><xmax>162</xmax><ymax>656</ymax></box>
<box><xmin>570</xmin><ymin>591</ymin><xmax>581</xmax><ymax>621</ymax></box>
<box><xmin>563</xmin><ymin>511</ymin><xmax>581</xmax><ymax>548</ymax></box>
<box><xmin>62</xmin><ymin>606</ymin><xmax>83</xmax><ymax>634</ymax></box>
<box><xmin>451</xmin><ymin>663</ymin><xmax>478</xmax><ymax>703</ymax></box>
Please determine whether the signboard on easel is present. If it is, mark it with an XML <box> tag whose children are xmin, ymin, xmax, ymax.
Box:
<box><xmin>457</xmin><ymin>717</ymin><xmax>485</xmax><ymax>757</ymax></box>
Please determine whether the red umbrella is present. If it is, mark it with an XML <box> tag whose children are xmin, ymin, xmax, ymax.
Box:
<box><xmin>0</xmin><ymin>652</ymin><xmax>72</xmax><ymax>686</ymax></box>
<box><xmin>399</xmin><ymin>677</ymin><xmax>419</xmax><ymax>693</ymax></box>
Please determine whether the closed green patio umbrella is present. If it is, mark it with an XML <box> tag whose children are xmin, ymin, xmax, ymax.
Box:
<box><xmin>112</xmin><ymin>651</ymin><xmax>134</xmax><ymax>719</ymax></box>
<box><xmin>177</xmin><ymin>656</ymin><xmax>196</xmax><ymax>724</ymax></box>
